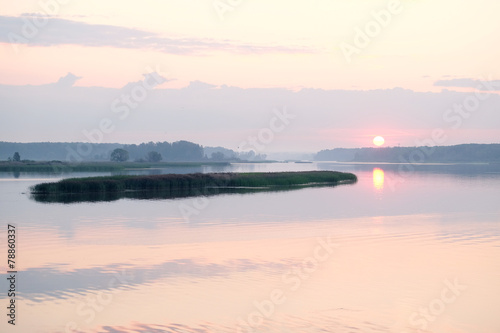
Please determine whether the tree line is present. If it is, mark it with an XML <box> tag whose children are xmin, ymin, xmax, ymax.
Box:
<box><xmin>315</xmin><ymin>144</ymin><xmax>500</xmax><ymax>163</ymax></box>
<box><xmin>0</xmin><ymin>140</ymin><xmax>205</xmax><ymax>162</ymax></box>
<box><xmin>0</xmin><ymin>140</ymin><xmax>267</xmax><ymax>162</ymax></box>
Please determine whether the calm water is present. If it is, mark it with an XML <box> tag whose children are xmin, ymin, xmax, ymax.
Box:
<box><xmin>1</xmin><ymin>163</ymin><xmax>499</xmax><ymax>333</ymax></box>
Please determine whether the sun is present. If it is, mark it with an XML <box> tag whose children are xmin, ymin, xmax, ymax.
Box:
<box><xmin>373</xmin><ymin>136</ymin><xmax>385</xmax><ymax>147</ymax></box>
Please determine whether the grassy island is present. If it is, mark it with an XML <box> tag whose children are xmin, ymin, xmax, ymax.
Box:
<box><xmin>32</xmin><ymin>171</ymin><xmax>356</xmax><ymax>193</ymax></box>
<box><xmin>30</xmin><ymin>171</ymin><xmax>356</xmax><ymax>203</ymax></box>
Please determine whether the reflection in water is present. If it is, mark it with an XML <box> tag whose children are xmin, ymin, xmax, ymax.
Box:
<box><xmin>30</xmin><ymin>182</ymin><xmax>356</xmax><ymax>204</ymax></box>
<box><xmin>2</xmin><ymin>163</ymin><xmax>500</xmax><ymax>333</ymax></box>
<box><xmin>373</xmin><ymin>168</ymin><xmax>384</xmax><ymax>190</ymax></box>
<box><xmin>21</xmin><ymin>258</ymin><xmax>286</xmax><ymax>300</ymax></box>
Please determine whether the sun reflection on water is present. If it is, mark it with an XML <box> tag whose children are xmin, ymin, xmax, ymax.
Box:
<box><xmin>373</xmin><ymin>168</ymin><xmax>385</xmax><ymax>190</ymax></box>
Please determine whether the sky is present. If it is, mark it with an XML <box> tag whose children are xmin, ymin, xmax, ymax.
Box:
<box><xmin>0</xmin><ymin>0</ymin><xmax>499</xmax><ymax>153</ymax></box>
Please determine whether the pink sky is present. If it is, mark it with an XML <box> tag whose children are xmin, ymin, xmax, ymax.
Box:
<box><xmin>0</xmin><ymin>0</ymin><xmax>499</xmax><ymax>151</ymax></box>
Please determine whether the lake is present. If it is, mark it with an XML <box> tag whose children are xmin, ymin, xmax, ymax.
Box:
<box><xmin>1</xmin><ymin>162</ymin><xmax>499</xmax><ymax>333</ymax></box>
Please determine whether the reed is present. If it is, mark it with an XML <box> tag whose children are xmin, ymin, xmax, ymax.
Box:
<box><xmin>31</xmin><ymin>171</ymin><xmax>357</xmax><ymax>194</ymax></box>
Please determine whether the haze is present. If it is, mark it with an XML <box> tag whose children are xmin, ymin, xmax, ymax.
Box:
<box><xmin>1</xmin><ymin>0</ymin><xmax>499</xmax><ymax>152</ymax></box>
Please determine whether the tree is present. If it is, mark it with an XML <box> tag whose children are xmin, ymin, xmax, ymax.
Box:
<box><xmin>210</xmin><ymin>152</ymin><xmax>225</xmax><ymax>161</ymax></box>
<box><xmin>110</xmin><ymin>148</ymin><xmax>129</xmax><ymax>162</ymax></box>
<box><xmin>12</xmin><ymin>152</ymin><xmax>20</xmax><ymax>162</ymax></box>
<box><xmin>146</xmin><ymin>151</ymin><xmax>162</xmax><ymax>162</ymax></box>
<box><xmin>171</xmin><ymin>141</ymin><xmax>204</xmax><ymax>161</ymax></box>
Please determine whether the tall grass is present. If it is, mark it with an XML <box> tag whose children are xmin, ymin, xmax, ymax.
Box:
<box><xmin>31</xmin><ymin>171</ymin><xmax>357</xmax><ymax>194</ymax></box>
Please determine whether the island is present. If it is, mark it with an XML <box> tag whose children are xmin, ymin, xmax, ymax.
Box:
<box><xmin>30</xmin><ymin>171</ymin><xmax>357</xmax><ymax>203</ymax></box>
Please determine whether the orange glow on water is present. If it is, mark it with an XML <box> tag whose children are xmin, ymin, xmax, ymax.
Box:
<box><xmin>373</xmin><ymin>168</ymin><xmax>385</xmax><ymax>190</ymax></box>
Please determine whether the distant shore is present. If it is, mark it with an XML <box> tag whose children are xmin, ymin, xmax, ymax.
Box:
<box><xmin>315</xmin><ymin>143</ymin><xmax>500</xmax><ymax>163</ymax></box>
<box><xmin>0</xmin><ymin>161</ymin><xmax>231</xmax><ymax>172</ymax></box>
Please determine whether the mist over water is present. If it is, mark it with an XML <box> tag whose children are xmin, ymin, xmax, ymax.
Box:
<box><xmin>1</xmin><ymin>162</ymin><xmax>499</xmax><ymax>333</ymax></box>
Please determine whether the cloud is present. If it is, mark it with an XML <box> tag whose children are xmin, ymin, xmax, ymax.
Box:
<box><xmin>120</xmin><ymin>72</ymin><xmax>171</xmax><ymax>91</ymax></box>
<box><xmin>434</xmin><ymin>78</ymin><xmax>500</xmax><ymax>91</ymax></box>
<box><xmin>1</xmin><ymin>78</ymin><xmax>499</xmax><ymax>149</ymax></box>
<box><xmin>0</xmin><ymin>15</ymin><xmax>316</xmax><ymax>55</ymax></box>
<box><xmin>186</xmin><ymin>81</ymin><xmax>218</xmax><ymax>90</ymax></box>
<box><xmin>53</xmin><ymin>72</ymin><xmax>82</xmax><ymax>87</ymax></box>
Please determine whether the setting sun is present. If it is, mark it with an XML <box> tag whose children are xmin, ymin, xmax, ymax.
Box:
<box><xmin>373</xmin><ymin>136</ymin><xmax>385</xmax><ymax>147</ymax></box>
